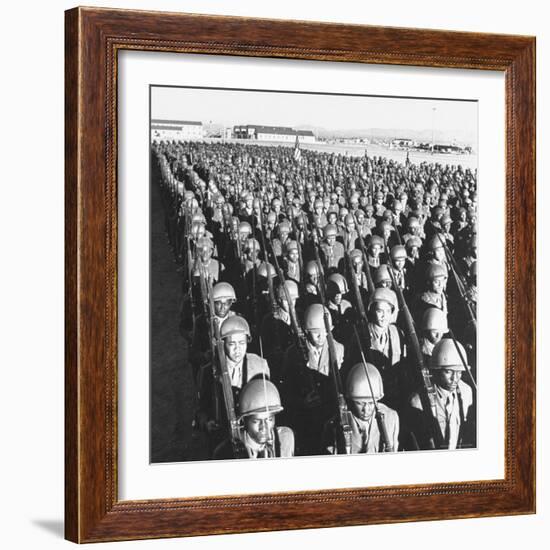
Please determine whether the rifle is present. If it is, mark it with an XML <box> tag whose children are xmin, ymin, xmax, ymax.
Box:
<box><xmin>352</xmin><ymin>325</ymin><xmax>394</xmax><ymax>452</ymax></box>
<box><xmin>311</xmin><ymin>236</ymin><xmax>353</xmax><ymax>455</ymax></box>
<box><xmin>434</xmin><ymin>232</ymin><xmax>477</xmax><ymax>328</ymax></box>
<box><xmin>207</xmin><ymin>281</ymin><xmax>248</xmax><ymax>459</ymax></box>
<box><xmin>354</xmin><ymin>222</ymin><xmax>376</xmax><ymax>295</ymax></box>
<box><xmin>203</xmin><ymin>269</ymin><xmax>221</xmax><ymax>425</ymax></box>
<box><xmin>384</xmin><ymin>243</ymin><xmax>444</xmax><ymax>449</ymax></box>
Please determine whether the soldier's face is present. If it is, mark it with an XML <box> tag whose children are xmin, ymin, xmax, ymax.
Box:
<box><xmin>327</xmin><ymin>235</ymin><xmax>336</xmax><ymax>246</ymax></box>
<box><xmin>280</xmin><ymin>228</ymin><xmax>290</xmax><ymax>240</ymax></box>
<box><xmin>433</xmin><ymin>247</ymin><xmax>445</xmax><ymax>262</ymax></box>
<box><xmin>244</xmin><ymin>414</ymin><xmax>275</xmax><ymax>445</ymax></box>
<box><xmin>331</xmin><ymin>292</ymin><xmax>342</xmax><ymax>305</ymax></box>
<box><xmin>393</xmin><ymin>257</ymin><xmax>406</xmax><ymax>271</ymax></box>
<box><xmin>346</xmin><ymin>221</ymin><xmax>355</xmax><ymax>232</ymax></box>
<box><xmin>352</xmin><ymin>258</ymin><xmax>363</xmax><ymax>272</ymax></box>
<box><xmin>288</xmin><ymin>250</ymin><xmax>299</xmax><ymax>263</ymax></box>
<box><xmin>425</xmin><ymin>329</ymin><xmax>444</xmax><ymax>345</ymax></box>
<box><xmin>408</xmin><ymin>246</ymin><xmax>419</xmax><ymax>259</ymax></box>
<box><xmin>199</xmin><ymin>246</ymin><xmax>212</xmax><ymax>262</ymax></box>
<box><xmin>350</xmin><ymin>398</ymin><xmax>376</xmax><ymax>421</ymax></box>
<box><xmin>433</xmin><ymin>368</ymin><xmax>462</xmax><ymax>392</ymax></box>
<box><xmin>306</xmin><ymin>328</ymin><xmax>327</xmax><ymax>348</ymax></box>
<box><xmin>370</xmin><ymin>244</ymin><xmax>381</xmax><ymax>258</ymax></box>
<box><xmin>373</xmin><ymin>301</ymin><xmax>392</xmax><ymax>329</ymax></box>
<box><xmin>308</xmin><ymin>271</ymin><xmax>318</xmax><ymax>285</ymax></box>
<box><xmin>224</xmin><ymin>334</ymin><xmax>247</xmax><ymax>363</ymax></box>
<box><xmin>429</xmin><ymin>275</ymin><xmax>447</xmax><ymax>294</ymax></box>
<box><xmin>214</xmin><ymin>299</ymin><xmax>232</xmax><ymax>318</ymax></box>
<box><xmin>377</xmin><ymin>279</ymin><xmax>392</xmax><ymax>289</ymax></box>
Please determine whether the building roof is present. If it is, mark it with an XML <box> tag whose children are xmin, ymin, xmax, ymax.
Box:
<box><xmin>151</xmin><ymin>119</ymin><xmax>203</xmax><ymax>126</ymax></box>
<box><xmin>297</xmin><ymin>130</ymin><xmax>314</xmax><ymax>136</ymax></box>
<box><xmin>232</xmin><ymin>124</ymin><xmax>314</xmax><ymax>137</ymax></box>
<box><xmin>152</xmin><ymin>125</ymin><xmax>185</xmax><ymax>131</ymax></box>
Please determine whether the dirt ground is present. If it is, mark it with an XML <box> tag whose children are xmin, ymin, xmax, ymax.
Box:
<box><xmin>150</xmin><ymin>176</ymin><xmax>209</xmax><ymax>463</ymax></box>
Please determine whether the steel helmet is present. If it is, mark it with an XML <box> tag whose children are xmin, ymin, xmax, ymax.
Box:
<box><xmin>327</xmin><ymin>273</ymin><xmax>349</xmax><ymax>295</ymax></box>
<box><xmin>303</xmin><ymin>303</ymin><xmax>332</xmax><ymax>331</ymax></box>
<box><xmin>346</xmin><ymin>362</ymin><xmax>384</xmax><ymax>400</ymax></box>
<box><xmin>220</xmin><ymin>315</ymin><xmax>251</xmax><ymax>339</ymax></box>
<box><xmin>373</xmin><ymin>264</ymin><xmax>392</xmax><ymax>285</ymax></box>
<box><xmin>369</xmin><ymin>235</ymin><xmax>384</xmax><ymax>248</ymax></box>
<box><xmin>238</xmin><ymin>221</ymin><xmax>252</xmax><ymax>235</ymax></box>
<box><xmin>344</xmin><ymin>214</ymin><xmax>356</xmax><ymax>225</ymax></box>
<box><xmin>212</xmin><ymin>282</ymin><xmax>236</xmax><ymax>302</ymax></box>
<box><xmin>285</xmin><ymin>240</ymin><xmax>299</xmax><ymax>253</ymax></box>
<box><xmin>349</xmin><ymin>249</ymin><xmax>363</xmax><ymax>262</ymax></box>
<box><xmin>425</xmin><ymin>263</ymin><xmax>448</xmax><ymax>280</ymax></box>
<box><xmin>238</xmin><ymin>378</ymin><xmax>283</xmax><ymax>418</ymax></box>
<box><xmin>258</xmin><ymin>262</ymin><xmax>276</xmax><ymax>279</ymax></box>
<box><xmin>305</xmin><ymin>260</ymin><xmax>320</xmax><ymax>276</ymax></box>
<box><xmin>430</xmin><ymin>338</ymin><xmax>468</xmax><ymax>371</ymax></box>
<box><xmin>266</xmin><ymin>211</ymin><xmax>277</xmax><ymax>224</ymax></box>
<box><xmin>406</xmin><ymin>236</ymin><xmax>422</xmax><ymax>250</ymax></box>
<box><xmin>407</xmin><ymin>217</ymin><xmax>420</xmax><ymax>229</ymax></box>
<box><xmin>278</xmin><ymin>220</ymin><xmax>291</xmax><ymax>232</ymax></box>
<box><xmin>192</xmin><ymin>212</ymin><xmax>206</xmax><ymax>224</ymax></box>
<box><xmin>195</xmin><ymin>236</ymin><xmax>213</xmax><ymax>251</ymax></box>
<box><xmin>369</xmin><ymin>287</ymin><xmax>398</xmax><ymax>313</ymax></box>
<box><xmin>323</xmin><ymin>224</ymin><xmax>338</xmax><ymax>238</ymax></box>
<box><xmin>277</xmin><ymin>279</ymin><xmax>299</xmax><ymax>300</ymax></box>
<box><xmin>426</xmin><ymin>234</ymin><xmax>444</xmax><ymax>251</ymax></box>
<box><xmin>390</xmin><ymin>245</ymin><xmax>407</xmax><ymax>261</ymax></box>
<box><xmin>421</xmin><ymin>307</ymin><xmax>448</xmax><ymax>332</ymax></box>
<box><xmin>244</xmin><ymin>238</ymin><xmax>260</xmax><ymax>252</ymax></box>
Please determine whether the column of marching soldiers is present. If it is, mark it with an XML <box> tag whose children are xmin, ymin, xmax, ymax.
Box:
<box><xmin>152</xmin><ymin>140</ymin><xmax>478</xmax><ymax>460</ymax></box>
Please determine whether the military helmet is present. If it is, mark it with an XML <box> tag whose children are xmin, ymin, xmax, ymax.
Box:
<box><xmin>421</xmin><ymin>307</ymin><xmax>448</xmax><ymax>332</ymax></box>
<box><xmin>285</xmin><ymin>240</ymin><xmax>299</xmax><ymax>253</ymax></box>
<box><xmin>238</xmin><ymin>221</ymin><xmax>252</xmax><ymax>235</ymax></box>
<box><xmin>266</xmin><ymin>211</ymin><xmax>277</xmax><ymax>224</ymax></box>
<box><xmin>323</xmin><ymin>224</ymin><xmax>338</xmax><ymax>238</ymax></box>
<box><xmin>305</xmin><ymin>260</ymin><xmax>320</xmax><ymax>276</ymax></box>
<box><xmin>373</xmin><ymin>264</ymin><xmax>392</xmax><ymax>285</ymax></box>
<box><xmin>258</xmin><ymin>262</ymin><xmax>276</xmax><ymax>279</ymax></box>
<box><xmin>425</xmin><ymin>263</ymin><xmax>448</xmax><ymax>280</ymax></box>
<box><xmin>370</xmin><ymin>235</ymin><xmax>384</xmax><ymax>248</ymax></box>
<box><xmin>346</xmin><ymin>362</ymin><xmax>384</xmax><ymax>400</ymax></box>
<box><xmin>430</xmin><ymin>339</ymin><xmax>467</xmax><ymax>371</ymax></box>
<box><xmin>369</xmin><ymin>287</ymin><xmax>398</xmax><ymax>313</ymax></box>
<box><xmin>245</xmin><ymin>238</ymin><xmax>260</xmax><ymax>252</ymax></box>
<box><xmin>390</xmin><ymin>245</ymin><xmax>407</xmax><ymax>261</ymax></box>
<box><xmin>212</xmin><ymin>282</ymin><xmax>236</xmax><ymax>302</ymax></box>
<box><xmin>220</xmin><ymin>315</ymin><xmax>251</xmax><ymax>339</ymax></box>
<box><xmin>406</xmin><ymin>236</ymin><xmax>422</xmax><ymax>250</ymax></box>
<box><xmin>238</xmin><ymin>378</ymin><xmax>283</xmax><ymax>419</ymax></box>
<box><xmin>278</xmin><ymin>220</ymin><xmax>291</xmax><ymax>232</ymax></box>
<box><xmin>425</xmin><ymin>234</ymin><xmax>444</xmax><ymax>251</ymax></box>
<box><xmin>407</xmin><ymin>216</ymin><xmax>420</xmax><ymax>229</ymax></box>
<box><xmin>344</xmin><ymin>213</ymin><xmax>355</xmax><ymax>225</ymax></box>
<box><xmin>195</xmin><ymin>236</ymin><xmax>213</xmax><ymax>251</ymax></box>
<box><xmin>349</xmin><ymin>249</ymin><xmax>363</xmax><ymax>261</ymax></box>
<box><xmin>304</xmin><ymin>303</ymin><xmax>332</xmax><ymax>331</ymax></box>
<box><xmin>327</xmin><ymin>273</ymin><xmax>349</xmax><ymax>294</ymax></box>
<box><xmin>277</xmin><ymin>279</ymin><xmax>299</xmax><ymax>300</ymax></box>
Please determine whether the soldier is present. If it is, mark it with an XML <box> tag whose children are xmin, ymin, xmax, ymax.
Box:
<box><xmin>282</xmin><ymin>304</ymin><xmax>345</xmax><ymax>455</ymax></box>
<box><xmin>283</xmin><ymin>240</ymin><xmax>301</xmax><ymax>284</ymax></box>
<box><xmin>408</xmin><ymin>339</ymin><xmax>474</xmax><ymax>450</ymax></box>
<box><xmin>272</xmin><ymin>220</ymin><xmax>292</xmax><ymax>258</ymax></box>
<box><xmin>415</xmin><ymin>263</ymin><xmax>449</xmax><ymax>323</ymax></box>
<box><xmin>320</xmin><ymin>224</ymin><xmax>345</xmax><ymax>273</ymax></box>
<box><xmin>389</xmin><ymin>245</ymin><xmax>409</xmax><ymax>295</ymax></box>
<box><xmin>373</xmin><ymin>264</ymin><xmax>393</xmax><ymax>289</ymax></box>
<box><xmin>213</xmin><ymin>378</ymin><xmax>295</xmax><ymax>459</ymax></box>
<box><xmin>341</xmin><ymin>214</ymin><xmax>359</xmax><ymax>252</ymax></box>
<box><xmin>366</xmin><ymin>235</ymin><xmax>385</xmax><ymax>269</ymax></box>
<box><xmin>197</xmin><ymin>315</ymin><xmax>271</xmax><ymax>436</ymax></box>
<box><xmin>419</xmin><ymin>307</ymin><xmax>449</xmax><ymax>362</ymax></box>
<box><xmin>348</xmin><ymin>249</ymin><xmax>370</xmax><ymax>295</ymax></box>
<box><xmin>323</xmin><ymin>362</ymin><xmax>399</xmax><ymax>454</ymax></box>
<box><xmin>189</xmin><ymin>281</ymin><xmax>237</xmax><ymax>380</ymax></box>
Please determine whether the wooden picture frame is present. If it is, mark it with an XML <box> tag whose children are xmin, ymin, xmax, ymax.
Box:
<box><xmin>65</xmin><ymin>6</ymin><xmax>536</xmax><ymax>543</ymax></box>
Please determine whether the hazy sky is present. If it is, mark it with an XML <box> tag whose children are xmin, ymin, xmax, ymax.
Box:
<box><xmin>151</xmin><ymin>85</ymin><xmax>477</xmax><ymax>142</ymax></box>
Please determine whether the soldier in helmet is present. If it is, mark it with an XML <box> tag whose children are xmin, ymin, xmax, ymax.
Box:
<box><xmin>414</xmin><ymin>263</ymin><xmax>449</xmax><ymax>324</ymax></box>
<box><xmin>282</xmin><ymin>303</ymin><xmax>345</xmax><ymax>455</ymax></box>
<box><xmin>283</xmin><ymin>240</ymin><xmax>301</xmax><ymax>284</ymax></box>
<box><xmin>189</xmin><ymin>281</ymin><xmax>237</xmax><ymax>379</ymax></box>
<box><xmin>197</xmin><ymin>315</ymin><xmax>270</xmax><ymax>438</ymax></box>
<box><xmin>402</xmin><ymin>216</ymin><xmax>425</xmax><ymax>244</ymax></box>
<box><xmin>419</xmin><ymin>307</ymin><xmax>449</xmax><ymax>362</ymax></box>
<box><xmin>348</xmin><ymin>249</ymin><xmax>369</xmax><ymax>297</ymax></box>
<box><xmin>346</xmin><ymin>288</ymin><xmax>405</xmax><ymax>409</ymax></box>
<box><xmin>366</xmin><ymin>235</ymin><xmax>385</xmax><ymax>269</ymax></box>
<box><xmin>320</xmin><ymin>224</ymin><xmax>345</xmax><ymax>273</ymax></box>
<box><xmin>389</xmin><ymin>245</ymin><xmax>409</xmax><ymax>296</ymax></box>
<box><xmin>408</xmin><ymin>339</ymin><xmax>474</xmax><ymax>450</ymax></box>
<box><xmin>213</xmin><ymin>378</ymin><xmax>295</xmax><ymax>459</ymax></box>
<box><xmin>373</xmin><ymin>264</ymin><xmax>393</xmax><ymax>289</ymax></box>
<box><xmin>272</xmin><ymin>220</ymin><xmax>292</xmax><ymax>259</ymax></box>
<box><xmin>323</xmin><ymin>362</ymin><xmax>399</xmax><ymax>454</ymax></box>
<box><xmin>341</xmin><ymin>213</ymin><xmax>359</xmax><ymax>252</ymax></box>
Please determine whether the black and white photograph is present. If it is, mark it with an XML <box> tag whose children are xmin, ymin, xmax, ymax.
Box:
<box><xmin>149</xmin><ymin>85</ymin><xmax>478</xmax><ymax>463</ymax></box>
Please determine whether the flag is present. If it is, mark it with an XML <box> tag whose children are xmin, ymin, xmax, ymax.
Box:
<box><xmin>293</xmin><ymin>134</ymin><xmax>301</xmax><ymax>162</ymax></box>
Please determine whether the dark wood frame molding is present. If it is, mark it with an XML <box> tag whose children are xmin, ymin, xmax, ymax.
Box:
<box><xmin>65</xmin><ymin>6</ymin><xmax>536</xmax><ymax>543</ymax></box>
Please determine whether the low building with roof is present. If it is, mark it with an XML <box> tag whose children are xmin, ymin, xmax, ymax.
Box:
<box><xmin>151</xmin><ymin>119</ymin><xmax>204</xmax><ymax>142</ymax></box>
<box><xmin>232</xmin><ymin>124</ymin><xmax>315</xmax><ymax>143</ymax></box>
